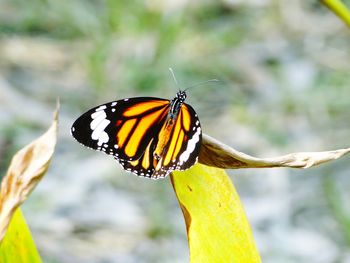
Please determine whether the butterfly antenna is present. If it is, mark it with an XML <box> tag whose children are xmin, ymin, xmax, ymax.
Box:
<box><xmin>169</xmin><ymin>67</ymin><xmax>180</xmax><ymax>89</ymax></box>
<box><xmin>184</xmin><ymin>79</ymin><xmax>220</xmax><ymax>92</ymax></box>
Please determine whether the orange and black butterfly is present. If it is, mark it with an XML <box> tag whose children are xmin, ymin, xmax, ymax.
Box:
<box><xmin>71</xmin><ymin>90</ymin><xmax>201</xmax><ymax>179</ymax></box>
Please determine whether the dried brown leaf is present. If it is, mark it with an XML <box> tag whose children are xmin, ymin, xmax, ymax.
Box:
<box><xmin>0</xmin><ymin>104</ymin><xmax>59</xmax><ymax>241</ymax></box>
<box><xmin>199</xmin><ymin>134</ymin><xmax>350</xmax><ymax>169</ymax></box>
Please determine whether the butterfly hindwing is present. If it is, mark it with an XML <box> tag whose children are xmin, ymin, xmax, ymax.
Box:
<box><xmin>172</xmin><ymin>103</ymin><xmax>202</xmax><ymax>170</ymax></box>
<box><xmin>117</xmin><ymin>138</ymin><xmax>157</xmax><ymax>178</ymax></box>
<box><xmin>120</xmin><ymin>103</ymin><xmax>202</xmax><ymax>179</ymax></box>
<box><xmin>151</xmin><ymin>103</ymin><xmax>202</xmax><ymax>178</ymax></box>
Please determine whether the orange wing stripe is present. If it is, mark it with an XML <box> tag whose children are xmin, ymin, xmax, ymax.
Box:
<box><xmin>173</xmin><ymin>130</ymin><xmax>185</xmax><ymax>162</ymax></box>
<box><xmin>124</xmin><ymin>108</ymin><xmax>165</xmax><ymax>157</ymax></box>
<box><xmin>181</xmin><ymin>106</ymin><xmax>191</xmax><ymax>131</ymax></box>
<box><xmin>123</xmin><ymin>100</ymin><xmax>169</xmax><ymax>117</ymax></box>
<box><xmin>163</xmin><ymin>111</ymin><xmax>182</xmax><ymax>166</ymax></box>
<box><xmin>129</xmin><ymin>159</ymin><xmax>139</xmax><ymax>166</ymax></box>
<box><xmin>154</xmin><ymin>118</ymin><xmax>174</xmax><ymax>158</ymax></box>
<box><xmin>142</xmin><ymin>140</ymin><xmax>153</xmax><ymax>170</ymax></box>
<box><xmin>117</xmin><ymin>118</ymin><xmax>137</xmax><ymax>148</ymax></box>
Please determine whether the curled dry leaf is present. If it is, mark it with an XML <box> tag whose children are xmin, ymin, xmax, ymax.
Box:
<box><xmin>0</xmin><ymin>105</ymin><xmax>59</xmax><ymax>242</ymax></box>
<box><xmin>199</xmin><ymin>134</ymin><xmax>350</xmax><ymax>169</ymax></box>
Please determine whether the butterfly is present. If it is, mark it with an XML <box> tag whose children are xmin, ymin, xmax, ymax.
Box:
<box><xmin>71</xmin><ymin>90</ymin><xmax>202</xmax><ymax>179</ymax></box>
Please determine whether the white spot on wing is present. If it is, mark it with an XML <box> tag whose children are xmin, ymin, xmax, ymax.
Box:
<box><xmin>179</xmin><ymin>127</ymin><xmax>201</xmax><ymax>165</ymax></box>
<box><xmin>95</xmin><ymin>105</ymin><xmax>107</xmax><ymax>111</ymax></box>
<box><xmin>90</xmin><ymin>110</ymin><xmax>107</xmax><ymax>130</ymax></box>
<box><xmin>90</xmin><ymin>108</ymin><xmax>110</xmax><ymax>146</ymax></box>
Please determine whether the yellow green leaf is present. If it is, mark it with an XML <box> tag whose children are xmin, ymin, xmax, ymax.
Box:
<box><xmin>321</xmin><ymin>0</ymin><xmax>350</xmax><ymax>27</ymax></box>
<box><xmin>0</xmin><ymin>208</ymin><xmax>42</xmax><ymax>263</ymax></box>
<box><xmin>171</xmin><ymin>164</ymin><xmax>261</xmax><ymax>263</ymax></box>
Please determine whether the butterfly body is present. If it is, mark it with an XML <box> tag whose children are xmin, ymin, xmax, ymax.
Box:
<box><xmin>71</xmin><ymin>91</ymin><xmax>202</xmax><ymax>179</ymax></box>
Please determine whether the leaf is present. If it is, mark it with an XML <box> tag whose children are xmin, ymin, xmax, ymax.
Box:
<box><xmin>171</xmin><ymin>133</ymin><xmax>349</xmax><ymax>261</ymax></box>
<box><xmin>171</xmin><ymin>164</ymin><xmax>261</xmax><ymax>263</ymax></box>
<box><xmin>0</xmin><ymin>209</ymin><xmax>42</xmax><ymax>263</ymax></box>
<box><xmin>321</xmin><ymin>0</ymin><xmax>350</xmax><ymax>27</ymax></box>
<box><xmin>0</xmin><ymin>104</ymin><xmax>59</xmax><ymax>242</ymax></box>
<box><xmin>199</xmin><ymin>134</ymin><xmax>350</xmax><ymax>169</ymax></box>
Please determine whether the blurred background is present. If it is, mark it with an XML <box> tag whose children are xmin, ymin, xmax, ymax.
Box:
<box><xmin>1</xmin><ymin>0</ymin><xmax>350</xmax><ymax>262</ymax></box>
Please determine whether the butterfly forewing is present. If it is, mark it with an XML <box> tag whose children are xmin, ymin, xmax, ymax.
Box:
<box><xmin>71</xmin><ymin>97</ymin><xmax>169</xmax><ymax>160</ymax></box>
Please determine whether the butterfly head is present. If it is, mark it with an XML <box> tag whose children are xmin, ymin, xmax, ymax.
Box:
<box><xmin>176</xmin><ymin>90</ymin><xmax>187</xmax><ymax>103</ymax></box>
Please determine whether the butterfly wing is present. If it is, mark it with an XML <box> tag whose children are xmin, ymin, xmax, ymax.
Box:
<box><xmin>71</xmin><ymin>97</ymin><xmax>202</xmax><ymax>179</ymax></box>
<box><xmin>171</xmin><ymin>103</ymin><xmax>202</xmax><ymax>170</ymax></box>
<box><xmin>120</xmin><ymin>103</ymin><xmax>202</xmax><ymax>179</ymax></box>
<box><xmin>117</xmin><ymin>138</ymin><xmax>158</xmax><ymax>178</ymax></box>
<box><xmin>154</xmin><ymin>103</ymin><xmax>202</xmax><ymax>177</ymax></box>
<box><xmin>71</xmin><ymin>97</ymin><xmax>170</xmax><ymax>161</ymax></box>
